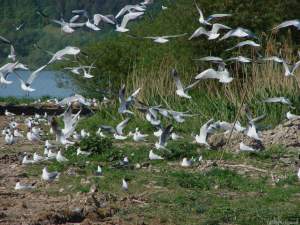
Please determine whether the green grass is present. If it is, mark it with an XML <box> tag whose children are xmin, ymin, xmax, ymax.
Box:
<box><xmin>23</xmin><ymin>138</ymin><xmax>300</xmax><ymax>225</ymax></box>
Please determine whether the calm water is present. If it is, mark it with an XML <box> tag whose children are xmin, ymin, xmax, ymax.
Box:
<box><xmin>0</xmin><ymin>71</ymin><xmax>75</xmax><ymax>98</ymax></box>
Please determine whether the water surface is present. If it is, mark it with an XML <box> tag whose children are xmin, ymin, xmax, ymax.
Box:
<box><xmin>0</xmin><ymin>71</ymin><xmax>75</xmax><ymax>98</ymax></box>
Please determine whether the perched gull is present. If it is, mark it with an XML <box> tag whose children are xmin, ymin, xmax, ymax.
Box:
<box><xmin>286</xmin><ymin>111</ymin><xmax>300</xmax><ymax>120</ymax></box>
<box><xmin>133</xmin><ymin>128</ymin><xmax>148</xmax><ymax>142</ymax></box>
<box><xmin>272</xmin><ymin>19</ymin><xmax>300</xmax><ymax>31</ymax></box>
<box><xmin>77</xmin><ymin>147</ymin><xmax>91</xmax><ymax>156</ymax></box>
<box><xmin>181</xmin><ymin>158</ymin><xmax>193</xmax><ymax>167</ymax></box>
<box><xmin>226</xmin><ymin>40</ymin><xmax>261</xmax><ymax>51</ymax></box>
<box><xmin>41</xmin><ymin>167</ymin><xmax>60</xmax><ymax>182</ymax></box>
<box><xmin>246</xmin><ymin>124</ymin><xmax>261</xmax><ymax>141</ymax></box>
<box><xmin>15</xmin><ymin>182</ymin><xmax>35</xmax><ymax>190</ymax></box>
<box><xmin>149</xmin><ymin>150</ymin><xmax>164</xmax><ymax>160</ymax></box>
<box><xmin>171</xmin><ymin>68</ymin><xmax>200</xmax><ymax>99</ymax></box>
<box><xmin>195</xmin><ymin>119</ymin><xmax>214</xmax><ymax>147</ymax></box>
<box><xmin>96</xmin><ymin>165</ymin><xmax>103</xmax><ymax>176</ymax></box>
<box><xmin>144</xmin><ymin>33</ymin><xmax>187</xmax><ymax>44</ymax></box>
<box><xmin>122</xmin><ymin>179</ymin><xmax>128</xmax><ymax>191</ymax></box>
<box><xmin>56</xmin><ymin>150</ymin><xmax>68</xmax><ymax>162</ymax></box>
<box><xmin>239</xmin><ymin>142</ymin><xmax>259</xmax><ymax>152</ymax></box>
<box><xmin>116</xmin><ymin>11</ymin><xmax>144</xmax><ymax>33</ymax></box>
<box><xmin>219</xmin><ymin>27</ymin><xmax>256</xmax><ymax>41</ymax></box>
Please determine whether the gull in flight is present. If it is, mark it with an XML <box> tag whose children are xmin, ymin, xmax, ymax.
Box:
<box><xmin>42</xmin><ymin>167</ymin><xmax>60</xmax><ymax>182</ymax></box>
<box><xmin>101</xmin><ymin>118</ymin><xmax>131</xmax><ymax>140</ymax></box>
<box><xmin>226</xmin><ymin>56</ymin><xmax>252</xmax><ymax>63</ymax></box>
<box><xmin>282</xmin><ymin>60</ymin><xmax>300</xmax><ymax>76</ymax></box>
<box><xmin>195</xmin><ymin>67</ymin><xmax>233</xmax><ymax>83</ymax></box>
<box><xmin>195</xmin><ymin>119</ymin><xmax>214</xmax><ymax>147</ymax></box>
<box><xmin>51</xmin><ymin>18</ymin><xmax>85</xmax><ymax>34</ymax></box>
<box><xmin>93</xmin><ymin>14</ymin><xmax>115</xmax><ymax>26</ymax></box>
<box><xmin>8</xmin><ymin>45</ymin><xmax>16</xmax><ymax>61</ymax></box>
<box><xmin>115</xmin><ymin>5</ymin><xmax>145</xmax><ymax>19</ymax></box>
<box><xmin>286</xmin><ymin>111</ymin><xmax>300</xmax><ymax>120</ymax></box>
<box><xmin>116</xmin><ymin>11</ymin><xmax>144</xmax><ymax>32</ymax></box>
<box><xmin>239</xmin><ymin>142</ymin><xmax>259</xmax><ymax>153</ymax></box>
<box><xmin>86</xmin><ymin>19</ymin><xmax>101</xmax><ymax>31</ymax></box>
<box><xmin>144</xmin><ymin>33</ymin><xmax>187</xmax><ymax>44</ymax></box>
<box><xmin>64</xmin><ymin>65</ymin><xmax>95</xmax><ymax>75</ymax></box>
<box><xmin>194</xmin><ymin>1</ymin><xmax>231</xmax><ymax>26</ymax></box>
<box><xmin>118</xmin><ymin>84</ymin><xmax>140</xmax><ymax>114</ymax></box>
<box><xmin>15</xmin><ymin>22</ymin><xmax>25</xmax><ymax>31</ymax></box>
<box><xmin>50</xmin><ymin>106</ymin><xmax>81</xmax><ymax>145</ymax></box>
<box><xmin>262</xmin><ymin>97</ymin><xmax>292</xmax><ymax>105</ymax></box>
<box><xmin>149</xmin><ymin>150</ymin><xmax>164</xmax><ymax>160</ymax></box>
<box><xmin>48</xmin><ymin>46</ymin><xmax>81</xmax><ymax>64</ymax></box>
<box><xmin>155</xmin><ymin>124</ymin><xmax>173</xmax><ymax>150</ymax></box>
<box><xmin>219</xmin><ymin>27</ymin><xmax>257</xmax><ymax>41</ymax></box>
<box><xmin>82</xmin><ymin>63</ymin><xmax>95</xmax><ymax>79</ymax></box>
<box><xmin>226</xmin><ymin>40</ymin><xmax>261</xmax><ymax>51</ymax></box>
<box><xmin>260</xmin><ymin>56</ymin><xmax>284</xmax><ymax>63</ymax></box>
<box><xmin>189</xmin><ymin>24</ymin><xmax>231</xmax><ymax>40</ymax></box>
<box><xmin>171</xmin><ymin>68</ymin><xmax>200</xmax><ymax>99</ymax></box>
<box><xmin>272</xmin><ymin>19</ymin><xmax>300</xmax><ymax>31</ymax></box>
<box><xmin>14</xmin><ymin>64</ymin><xmax>47</xmax><ymax>93</ymax></box>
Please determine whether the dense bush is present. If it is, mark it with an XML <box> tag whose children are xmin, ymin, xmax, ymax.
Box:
<box><xmin>78</xmin><ymin>136</ymin><xmax>112</xmax><ymax>154</ymax></box>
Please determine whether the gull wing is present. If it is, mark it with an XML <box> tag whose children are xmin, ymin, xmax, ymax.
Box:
<box><xmin>195</xmin><ymin>68</ymin><xmax>219</xmax><ymax>80</ymax></box>
<box><xmin>211</xmin><ymin>23</ymin><xmax>231</xmax><ymax>33</ymax></box>
<box><xmin>206</xmin><ymin>14</ymin><xmax>232</xmax><ymax>22</ymax></box>
<box><xmin>70</xmin><ymin>15</ymin><xmax>80</xmax><ymax>23</ymax></box>
<box><xmin>159</xmin><ymin>124</ymin><xmax>173</xmax><ymax>146</ymax></box>
<box><xmin>292</xmin><ymin>61</ymin><xmax>300</xmax><ymax>74</ymax></box>
<box><xmin>184</xmin><ymin>80</ymin><xmax>200</xmax><ymax>91</ymax></box>
<box><xmin>171</xmin><ymin>68</ymin><xmax>184</xmax><ymax>91</ymax></box>
<box><xmin>0</xmin><ymin>35</ymin><xmax>11</xmax><ymax>45</ymax></box>
<box><xmin>26</xmin><ymin>64</ymin><xmax>47</xmax><ymax>85</ymax></box>
<box><xmin>189</xmin><ymin>27</ymin><xmax>208</xmax><ymax>40</ymax></box>
<box><xmin>116</xmin><ymin>118</ymin><xmax>130</xmax><ymax>135</ymax></box>
<box><xmin>273</xmin><ymin>20</ymin><xmax>300</xmax><ymax>30</ymax></box>
<box><xmin>161</xmin><ymin>33</ymin><xmax>188</xmax><ymax>39</ymax></box>
<box><xmin>121</xmin><ymin>12</ymin><xmax>144</xmax><ymax>28</ymax></box>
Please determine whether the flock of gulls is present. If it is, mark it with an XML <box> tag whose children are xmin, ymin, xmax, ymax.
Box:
<box><xmin>1</xmin><ymin>0</ymin><xmax>300</xmax><ymax>191</ymax></box>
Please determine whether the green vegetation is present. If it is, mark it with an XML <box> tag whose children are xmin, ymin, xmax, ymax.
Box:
<box><xmin>25</xmin><ymin>140</ymin><xmax>300</xmax><ymax>225</ymax></box>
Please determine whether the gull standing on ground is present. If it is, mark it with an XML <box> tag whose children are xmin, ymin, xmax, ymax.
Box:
<box><xmin>149</xmin><ymin>150</ymin><xmax>164</xmax><ymax>160</ymax></box>
<box><xmin>42</xmin><ymin>167</ymin><xmax>60</xmax><ymax>182</ymax></box>
<box><xmin>171</xmin><ymin>68</ymin><xmax>200</xmax><ymax>99</ymax></box>
<box><xmin>181</xmin><ymin>158</ymin><xmax>193</xmax><ymax>167</ymax></box>
<box><xmin>56</xmin><ymin>150</ymin><xmax>69</xmax><ymax>163</ymax></box>
<box><xmin>15</xmin><ymin>182</ymin><xmax>35</xmax><ymax>190</ymax></box>
<box><xmin>239</xmin><ymin>142</ymin><xmax>259</xmax><ymax>152</ymax></box>
<box><xmin>286</xmin><ymin>111</ymin><xmax>300</xmax><ymax>120</ymax></box>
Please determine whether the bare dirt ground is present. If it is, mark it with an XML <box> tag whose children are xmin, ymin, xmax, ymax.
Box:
<box><xmin>0</xmin><ymin>116</ymin><xmax>133</xmax><ymax>225</ymax></box>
